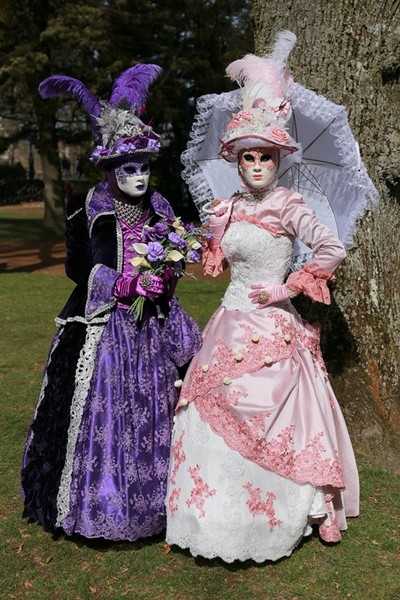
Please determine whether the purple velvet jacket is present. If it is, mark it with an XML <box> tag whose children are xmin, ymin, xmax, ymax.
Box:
<box><xmin>58</xmin><ymin>180</ymin><xmax>176</xmax><ymax>324</ymax></box>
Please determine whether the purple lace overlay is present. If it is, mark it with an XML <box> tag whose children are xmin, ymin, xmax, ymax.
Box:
<box><xmin>60</xmin><ymin>303</ymin><xmax>201</xmax><ymax>540</ymax></box>
<box><xmin>85</xmin><ymin>264</ymin><xmax>120</xmax><ymax>320</ymax></box>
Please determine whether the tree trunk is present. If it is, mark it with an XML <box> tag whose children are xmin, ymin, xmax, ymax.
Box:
<box><xmin>35</xmin><ymin>103</ymin><xmax>65</xmax><ymax>234</ymax></box>
<box><xmin>252</xmin><ymin>0</ymin><xmax>400</xmax><ymax>471</ymax></box>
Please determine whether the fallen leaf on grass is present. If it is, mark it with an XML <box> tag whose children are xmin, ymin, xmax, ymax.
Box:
<box><xmin>164</xmin><ymin>543</ymin><xmax>171</xmax><ymax>554</ymax></box>
<box><xmin>16</xmin><ymin>543</ymin><xmax>24</xmax><ymax>554</ymax></box>
<box><xmin>120</xmin><ymin>588</ymin><xmax>135</xmax><ymax>596</ymax></box>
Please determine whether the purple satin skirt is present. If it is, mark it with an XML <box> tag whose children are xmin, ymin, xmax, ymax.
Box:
<box><xmin>22</xmin><ymin>300</ymin><xmax>201</xmax><ymax>541</ymax></box>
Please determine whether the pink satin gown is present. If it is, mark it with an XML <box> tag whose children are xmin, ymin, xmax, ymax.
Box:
<box><xmin>165</xmin><ymin>187</ymin><xmax>359</xmax><ymax>563</ymax></box>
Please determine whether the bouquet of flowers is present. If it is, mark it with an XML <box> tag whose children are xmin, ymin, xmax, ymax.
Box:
<box><xmin>128</xmin><ymin>216</ymin><xmax>206</xmax><ymax>321</ymax></box>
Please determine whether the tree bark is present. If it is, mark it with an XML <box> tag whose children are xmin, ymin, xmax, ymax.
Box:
<box><xmin>252</xmin><ymin>0</ymin><xmax>400</xmax><ymax>471</ymax></box>
<box><xmin>35</xmin><ymin>103</ymin><xmax>65</xmax><ymax>234</ymax></box>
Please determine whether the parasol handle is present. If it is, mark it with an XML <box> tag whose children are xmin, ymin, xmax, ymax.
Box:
<box><xmin>202</xmin><ymin>199</ymin><xmax>230</xmax><ymax>216</ymax></box>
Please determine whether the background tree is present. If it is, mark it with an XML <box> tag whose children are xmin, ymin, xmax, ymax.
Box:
<box><xmin>0</xmin><ymin>0</ymin><xmax>253</xmax><ymax>230</ymax></box>
<box><xmin>0</xmin><ymin>1</ymin><xmax>113</xmax><ymax>230</ymax></box>
<box><xmin>252</xmin><ymin>0</ymin><xmax>400</xmax><ymax>470</ymax></box>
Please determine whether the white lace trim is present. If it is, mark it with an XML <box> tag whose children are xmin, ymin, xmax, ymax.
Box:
<box><xmin>116</xmin><ymin>217</ymin><xmax>123</xmax><ymax>271</ymax></box>
<box><xmin>287</xmin><ymin>82</ymin><xmax>378</xmax><ymax>248</ymax></box>
<box><xmin>25</xmin><ymin>330</ymin><xmax>63</xmax><ymax>449</ymax></box>
<box><xmin>181</xmin><ymin>89</ymin><xmax>242</xmax><ymax>221</ymax></box>
<box><xmin>66</xmin><ymin>207</ymin><xmax>83</xmax><ymax>221</ymax></box>
<box><xmin>85</xmin><ymin>264</ymin><xmax>117</xmax><ymax>321</ymax></box>
<box><xmin>55</xmin><ymin>315</ymin><xmax>110</xmax><ymax>327</ymax></box>
<box><xmin>56</xmin><ymin>322</ymin><xmax>107</xmax><ymax>527</ymax></box>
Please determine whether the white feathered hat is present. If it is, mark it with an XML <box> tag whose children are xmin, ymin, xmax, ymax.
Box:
<box><xmin>219</xmin><ymin>30</ymin><xmax>299</xmax><ymax>161</ymax></box>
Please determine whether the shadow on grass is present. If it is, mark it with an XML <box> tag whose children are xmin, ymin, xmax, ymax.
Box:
<box><xmin>27</xmin><ymin>517</ymin><xmax>319</xmax><ymax>569</ymax></box>
<box><xmin>0</xmin><ymin>239</ymin><xmax>66</xmax><ymax>274</ymax></box>
<box><xmin>0</xmin><ymin>214</ymin><xmax>66</xmax><ymax>274</ymax></box>
<box><xmin>163</xmin><ymin>527</ymin><xmax>320</xmax><ymax>571</ymax></box>
<box><xmin>0</xmin><ymin>216</ymin><xmax>63</xmax><ymax>244</ymax></box>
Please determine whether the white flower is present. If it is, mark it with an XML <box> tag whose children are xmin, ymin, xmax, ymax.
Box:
<box><xmin>132</xmin><ymin>243</ymin><xmax>149</xmax><ymax>255</ymax></box>
<box><xmin>166</xmin><ymin>250</ymin><xmax>185</xmax><ymax>262</ymax></box>
<box><xmin>130</xmin><ymin>256</ymin><xmax>151</xmax><ymax>268</ymax></box>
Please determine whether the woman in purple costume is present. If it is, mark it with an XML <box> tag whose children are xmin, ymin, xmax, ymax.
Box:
<box><xmin>21</xmin><ymin>65</ymin><xmax>202</xmax><ymax>541</ymax></box>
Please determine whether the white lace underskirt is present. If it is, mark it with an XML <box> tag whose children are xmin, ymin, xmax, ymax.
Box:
<box><xmin>166</xmin><ymin>403</ymin><xmax>327</xmax><ymax>563</ymax></box>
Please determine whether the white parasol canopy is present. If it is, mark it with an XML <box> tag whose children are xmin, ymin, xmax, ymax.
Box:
<box><xmin>181</xmin><ymin>83</ymin><xmax>378</xmax><ymax>264</ymax></box>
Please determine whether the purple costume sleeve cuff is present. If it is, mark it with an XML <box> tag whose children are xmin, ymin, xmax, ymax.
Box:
<box><xmin>85</xmin><ymin>264</ymin><xmax>121</xmax><ymax>320</ymax></box>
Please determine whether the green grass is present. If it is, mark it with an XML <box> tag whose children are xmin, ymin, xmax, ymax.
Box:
<box><xmin>1</xmin><ymin>212</ymin><xmax>399</xmax><ymax>599</ymax></box>
<box><xmin>0</xmin><ymin>204</ymin><xmax>63</xmax><ymax>243</ymax></box>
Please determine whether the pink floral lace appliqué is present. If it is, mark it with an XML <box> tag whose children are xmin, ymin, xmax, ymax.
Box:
<box><xmin>177</xmin><ymin>311</ymin><xmax>343</xmax><ymax>489</ymax></box>
<box><xmin>168</xmin><ymin>487</ymin><xmax>181</xmax><ymax>516</ymax></box>
<box><xmin>243</xmin><ymin>482</ymin><xmax>283</xmax><ymax>531</ymax></box>
<box><xmin>186</xmin><ymin>464</ymin><xmax>217</xmax><ymax>518</ymax></box>
<box><xmin>169</xmin><ymin>431</ymin><xmax>186</xmax><ymax>485</ymax></box>
<box><xmin>178</xmin><ymin>311</ymin><xmax>297</xmax><ymax>410</ymax></box>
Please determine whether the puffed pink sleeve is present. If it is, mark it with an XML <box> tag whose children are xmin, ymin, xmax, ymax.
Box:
<box><xmin>281</xmin><ymin>195</ymin><xmax>346</xmax><ymax>304</ymax></box>
<box><xmin>202</xmin><ymin>198</ymin><xmax>234</xmax><ymax>277</ymax></box>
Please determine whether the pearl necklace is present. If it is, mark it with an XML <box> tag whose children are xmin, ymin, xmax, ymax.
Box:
<box><xmin>114</xmin><ymin>197</ymin><xmax>145</xmax><ymax>226</ymax></box>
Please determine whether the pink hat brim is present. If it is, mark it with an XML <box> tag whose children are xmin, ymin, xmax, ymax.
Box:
<box><xmin>219</xmin><ymin>134</ymin><xmax>298</xmax><ymax>162</ymax></box>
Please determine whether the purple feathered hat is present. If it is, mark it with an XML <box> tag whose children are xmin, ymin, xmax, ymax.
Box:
<box><xmin>38</xmin><ymin>64</ymin><xmax>163</xmax><ymax>168</ymax></box>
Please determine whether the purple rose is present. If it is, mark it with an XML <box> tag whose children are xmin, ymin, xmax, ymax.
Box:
<box><xmin>142</xmin><ymin>227</ymin><xmax>157</xmax><ymax>242</ymax></box>
<box><xmin>153</xmin><ymin>222</ymin><xmax>169</xmax><ymax>238</ymax></box>
<box><xmin>187</xmin><ymin>248</ymin><xmax>201</xmax><ymax>263</ymax></box>
<box><xmin>143</xmin><ymin>222</ymin><xmax>169</xmax><ymax>242</ymax></box>
<box><xmin>168</xmin><ymin>232</ymin><xmax>187</xmax><ymax>250</ymax></box>
<box><xmin>147</xmin><ymin>241</ymin><xmax>166</xmax><ymax>262</ymax></box>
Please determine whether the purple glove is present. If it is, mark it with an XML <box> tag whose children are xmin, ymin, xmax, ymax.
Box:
<box><xmin>114</xmin><ymin>273</ymin><xmax>164</xmax><ymax>300</ymax></box>
<box><xmin>248</xmin><ymin>283</ymin><xmax>298</xmax><ymax>308</ymax></box>
<box><xmin>162</xmin><ymin>266</ymin><xmax>178</xmax><ymax>299</ymax></box>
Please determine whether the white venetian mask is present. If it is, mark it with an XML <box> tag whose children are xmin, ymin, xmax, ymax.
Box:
<box><xmin>238</xmin><ymin>148</ymin><xmax>278</xmax><ymax>190</ymax></box>
<box><xmin>115</xmin><ymin>161</ymin><xmax>150</xmax><ymax>197</ymax></box>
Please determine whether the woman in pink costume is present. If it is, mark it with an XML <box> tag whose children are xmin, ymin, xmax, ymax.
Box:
<box><xmin>165</xmin><ymin>32</ymin><xmax>359</xmax><ymax>562</ymax></box>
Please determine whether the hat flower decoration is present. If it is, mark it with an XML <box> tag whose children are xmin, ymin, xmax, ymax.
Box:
<box><xmin>38</xmin><ymin>64</ymin><xmax>163</xmax><ymax>167</ymax></box>
<box><xmin>219</xmin><ymin>30</ymin><xmax>299</xmax><ymax>161</ymax></box>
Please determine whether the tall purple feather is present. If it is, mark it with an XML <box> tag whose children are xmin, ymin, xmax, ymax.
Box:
<box><xmin>38</xmin><ymin>76</ymin><xmax>101</xmax><ymax>116</ymax></box>
<box><xmin>109</xmin><ymin>64</ymin><xmax>163</xmax><ymax>113</ymax></box>
<box><xmin>38</xmin><ymin>75</ymin><xmax>102</xmax><ymax>136</ymax></box>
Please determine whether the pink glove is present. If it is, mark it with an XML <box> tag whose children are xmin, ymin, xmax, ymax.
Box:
<box><xmin>114</xmin><ymin>273</ymin><xmax>164</xmax><ymax>300</ymax></box>
<box><xmin>248</xmin><ymin>283</ymin><xmax>297</xmax><ymax>308</ymax></box>
<box><xmin>207</xmin><ymin>212</ymin><xmax>229</xmax><ymax>250</ymax></box>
